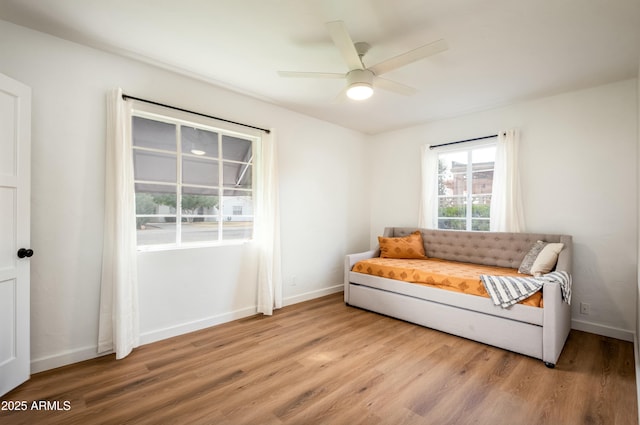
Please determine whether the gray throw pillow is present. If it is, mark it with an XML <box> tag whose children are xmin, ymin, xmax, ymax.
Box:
<box><xmin>518</xmin><ymin>240</ymin><xmax>548</xmax><ymax>275</ymax></box>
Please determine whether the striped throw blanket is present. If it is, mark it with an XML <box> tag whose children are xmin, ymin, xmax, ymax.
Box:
<box><xmin>480</xmin><ymin>271</ymin><xmax>572</xmax><ymax>308</ymax></box>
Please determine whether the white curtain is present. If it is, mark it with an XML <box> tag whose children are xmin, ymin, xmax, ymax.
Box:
<box><xmin>98</xmin><ymin>88</ymin><xmax>140</xmax><ymax>359</ymax></box>
<box><xmin>490</xmin><ymin>129</ymin><xmax>525</xmax><ymax>232</ymax></box>
<box><xmin>418</xmin><ymin>144</ymin><xmax>439</xmax><ymax>229</ymax></box>
<box><xmin>255</xmin><ymin>130</ymin><xmax>283</xmax><ymax>315</ymax></box>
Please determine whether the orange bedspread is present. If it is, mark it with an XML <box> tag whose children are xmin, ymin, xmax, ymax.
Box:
<box><xmin>352</xmin><ymin>257</ymin><xmax>542</xmax><ymax>307</ymax></box>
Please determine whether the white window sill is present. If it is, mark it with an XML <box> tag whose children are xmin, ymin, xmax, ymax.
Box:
<box><xmin>136</xmin><ymin>239</ymin><xmax>252</xmax><ymax>253</ymax></box>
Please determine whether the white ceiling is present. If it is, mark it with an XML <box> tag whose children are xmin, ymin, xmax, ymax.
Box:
<box><xmin>1</xmin><ymin>0</ymin><xmax>639</xmax><ymax>134</ymax></box>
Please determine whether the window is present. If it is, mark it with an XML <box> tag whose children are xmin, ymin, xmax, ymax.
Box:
<box><xmin>132</xmin><ymin>110</ymin><xmax>257</xmax><ymax>248</ymax></box>
<box><xmin>437</xmin><ymin>145</ymin><xmax>496</xmax><ymax>231</ymax></box>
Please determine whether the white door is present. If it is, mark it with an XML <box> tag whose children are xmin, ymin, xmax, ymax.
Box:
<box><xmin>0</xmin><ymin>73</ymin><xmax>31</xmax><ymax>397</ymax></box>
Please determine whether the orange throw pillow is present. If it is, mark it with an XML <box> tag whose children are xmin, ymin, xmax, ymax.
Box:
<box><xmin>378</xmin><ymin>231</ymin><xmax>427</xmax><ymax>259</ymax></box>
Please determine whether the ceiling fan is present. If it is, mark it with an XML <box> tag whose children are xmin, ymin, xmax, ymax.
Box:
<box><xmin>278</xmin><ymin>21</ymin><xmax>448</xmax><ymax>101</ymax></box>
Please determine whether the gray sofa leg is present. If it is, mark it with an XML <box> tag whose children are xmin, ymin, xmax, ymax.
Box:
<box><xmin>544</xmin><ymin>362</ymin><xmax>555</xmax><ymax>369</ymax></box>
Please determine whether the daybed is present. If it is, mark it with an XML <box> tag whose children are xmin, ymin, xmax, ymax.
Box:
<box><xmin>344</xmin><ymin>227</ymin><xmax>572</xmax><ymax>367</ymax></box>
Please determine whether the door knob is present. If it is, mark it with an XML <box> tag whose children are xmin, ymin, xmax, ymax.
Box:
<box><xmin>17</xmin><ymin>248</ymin><xmax>34</xmax><ymax>258</ymax></box>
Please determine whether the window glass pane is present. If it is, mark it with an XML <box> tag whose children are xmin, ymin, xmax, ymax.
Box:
<box><xmin>472</xmin><ymin>170</ymin><xmax>494</xmax><ymax>195</ymax></box>
<box><xmin>222</xmin><ymin>190</ymin><xmax>253</xmax><ymax>209</ymax></box>
<box><xmin>438</xmin><ymin>162</ymin><xmax>453</xmax><ymax>196</ymax></box>
<box><xmin>222</xmin><ymin>135</ymin><xmax>252</xmax><ymax>162</ymax></box>
<box><xmin>135</xmin><ymin>183</ymin><xmax>177</xmax><ymax>215</ymax></box>
<box><xmin>182</xmin><ymin>157</ymin><xmax>219</xmax><ymax>186</ymax></box>
<box><xmin>438</xmin><ymin>151</ymin><xmax>467</xmax><ymax>174</ymax></box>
<box><xmin>472</xmin><ymin>219</ymin><xmax>490</xmax><ymax>231</ymax></box>
<box><xmin>221</xmin><ymin>189</ymin><xmax>253</xmax><ymax>240</ymax></box>
<box><xmin>472</xmin><ymin>195</ymin><xmax>491</xmax><ymax>217</ymax></box>
<box><xmin>133</xmin><ymin>151</ymin><xmax>176</xmax><ymax>182</ymax></box>
<box><xmin>439</xmin><ymin>171</ymin><xmax>466</xmax><ymax>196</ymax></box>
<box><xmin>223</xmin><ymin>162</ymin><xmax>252</xmax><ymax>189</ymax></box>
<box><xmin>136</xmin><ymin>217</ymin><xmax>176</xmax><ymax>245</ymax></box>
<box><xmin>182</xmin><ymin>220</ymin><xmax>219</xmax><ymax>244</ymax></box>
<box><xmin>437</xmin><ymin>175</ymin><xmax>450</xmax><ymax>196</ymax></box>
<box><xmin>438</xmin><ymin>218</ymin><xmax>466</xmax><ymax>230</ymax></box>
<box><xmin>438</xmin><ymin>196</ymin><xmax>466</xmax><ymax>218</ymax></box>
<box><xmin>471</xmin><ymin>147</ymin><xmax>496</xmax><ymax>169</ymax></box>
<box><xmin>181</xmin><ymin>186</ymin><xmax>218</xmax><ymax>216</ymax></box>
<box><xmin>181</xmin><ymin>126</ymin><xmax>218</xmax><ymax>158</ymax></box>
<box><xmin>438</xmin><ymin>154</ymin><xmax>467</xmax><ymax>196</ymax></box>
<box><xmin>223</xmin><ymin>220</ymin><xmax>253</xmax><ymax>240</ymax></box>
<box><xmin>132</xmin><ymin>117</ymin><xmax>176</xmax><ymax>151</ymax></box>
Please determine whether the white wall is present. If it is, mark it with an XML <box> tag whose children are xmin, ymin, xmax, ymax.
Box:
<box><xmin>369</xmin><ymin>79</ymin><xmax>638</xmax><ymax>340</ymax></box>
<box><xmin>0</xmin><ymin>20</ymin><xmax>371</xmax><ymax>372</ymax></box>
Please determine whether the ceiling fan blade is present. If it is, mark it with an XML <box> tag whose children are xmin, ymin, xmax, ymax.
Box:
<box><xmin>326</xmin><ymin>21</ymin><xmax>364</xmax><ymax>71</ymax></box>
<box><xmin>278</xmin><ymin>71</ymin><xmax>345</xmax><ymax>79</ymax></box>
<box><xmin>374</xmin><ymin>77</ymin><xmax>418</xmax><ymax>96</ymax></box>
<box><xmin>333</xmin><ymin>87</ymin><xmax>349</xmax><ymax>103</ymax></box>
<box><xmin>369</xmin><ymin>39</ymin><xmax>448</xmax><ymax>76</ymax></box>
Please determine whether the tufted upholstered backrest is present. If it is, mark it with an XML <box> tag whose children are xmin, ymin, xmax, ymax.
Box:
<box><xmin>384</xmin><ymin>227</ymin><xmax>572</xmax><ymax>273</ymax></box>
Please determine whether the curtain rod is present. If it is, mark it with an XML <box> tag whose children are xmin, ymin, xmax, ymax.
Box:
<box><xmin>429</xmin><ymin>134</ymin><xmax>499</xmax><ymax>150</ymax></box>
<box><xmin>122</xmin><ymin>94</ymin><xmax>271</xmax><ymax>134</ymax></box>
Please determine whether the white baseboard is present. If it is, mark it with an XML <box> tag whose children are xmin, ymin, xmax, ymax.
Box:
<box><xmin>139</xmin><ymin>306</ymin><xmax>258</xmax><ymax>346</ymax></box>
<box><xmin>571</xmin><ymin>318</ymin><xmax>634</xmax><ymax>342</ymax></box>
<box><xmin>30</xmin><ymin>345</ymin><xmax>109</xmax><ymax>374</ymax></box>
<box><xmin>29</xmin><ymin>287</ymin><xmax>345</xmax><ymax>374</ymax></box>
<box><xmin>140</xmin><ymin>286</ymin><xmax>344</xmax><ymax>346</ymax></box>
<box><xmin>283</xmin><ymin>284</ymin><xmax>343</xmax><ymax>306</ymax></box>
<box><xmin>29</xmin><ymin>307</ymin><xmax>259</xmax><ymax>374</ymax></box>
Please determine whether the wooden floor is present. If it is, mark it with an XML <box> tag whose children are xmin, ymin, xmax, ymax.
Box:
<box><xmin>1</xmin><ymin>293</ymin><xmax>637</xmax><ymax>425</ymax></box>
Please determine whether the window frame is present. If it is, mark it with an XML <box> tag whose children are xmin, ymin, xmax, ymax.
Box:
<box><xmin>435</xmin><ymin>141</ymin><xmax>497</xmax><ymax>231</ymax></box>
<box><xmin>129</xmin><ymin>101</ymin><xmax>261</xmax><ymax>251</ymax></box>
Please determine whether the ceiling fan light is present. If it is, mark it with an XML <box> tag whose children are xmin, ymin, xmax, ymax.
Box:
<box><xmin>345</xmin><ymin>69</ymin><xmax>374</xmax><ymax>101</ymax></box>
<box><xmin>346</xmin><ymin>82</ymin><xmax>373</xmax><ymax>100</ymax></box>
<box><xmin>190</xmin><ymin>148</ymin><xmax>206</xmax><ymax>155</ymax></box>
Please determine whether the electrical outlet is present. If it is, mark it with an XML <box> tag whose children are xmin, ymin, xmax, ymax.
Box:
<box><xmin>580</xmin><ymin>302</ymin><xmax>590</xmax><ymax>315</ymax></box>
